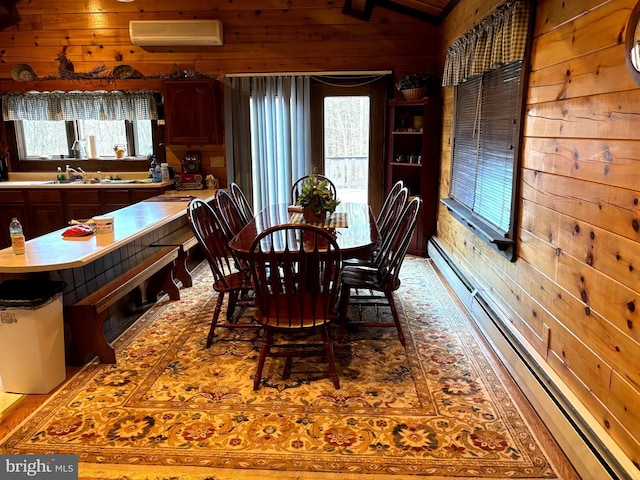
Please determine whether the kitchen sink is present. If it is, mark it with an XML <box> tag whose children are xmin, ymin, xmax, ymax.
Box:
<box><xmin>99</xmin><ymin>179</ymin><xmax>138</xmax><ymax>184</ymax></box>
<box><xmin>44</xmin><ymin>180</ymin><xmax>87</xmax><ymax>184</ymax></box>
<box><xmin>43</xmin><ymin>179</ymin><xmax>145</xmax><ymax>185</ymax></box>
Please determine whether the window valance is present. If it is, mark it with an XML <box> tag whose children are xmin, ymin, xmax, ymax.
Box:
<box><xmin>442</xmin><ymin>0</ymin><xmax>530</xmax><ymax>87</ymax></box>
<box><xmin>1</xmin><ymin>90</ymin><xmax>158</xmax><ymax>121</ymax></box>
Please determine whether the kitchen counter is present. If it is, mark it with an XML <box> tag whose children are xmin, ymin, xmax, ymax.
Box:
<box><xmin>0</xmin><ymin>172</ymin><xmax>173</xmax><ymax>189</ymax></box>
<box><xmin>0</xmin><ymin>189</ymin><xmax>214</xmax><ymax>273</ymax></box>
<box><xmin>0</xmin><ymin>181</ymin><xmax>174</xmax><ymax>188</ymax></box>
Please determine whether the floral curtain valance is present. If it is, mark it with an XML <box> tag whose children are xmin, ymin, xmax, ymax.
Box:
<box><xmin>442</xmin><ymin>0</ymin><xmax>530</xmax><ymax>87</ymax></box>
<box><xmin>1</xmin><ymin>90</ymin><xmax>158</xmax><ymax>121</ymax></box>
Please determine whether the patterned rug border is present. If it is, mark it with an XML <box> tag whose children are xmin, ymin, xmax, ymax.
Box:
<box><xmin>0</xmin><ymin>258</ymin><xmax>568</xmax><ymax>479</ymax></box>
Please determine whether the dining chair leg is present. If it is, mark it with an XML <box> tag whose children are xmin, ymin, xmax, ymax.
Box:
<box><xmin>385</xmin><ymin>291</ymin><xmax>406</xmax><ymax>346</ymax></box>
<box><xmin>253</xmin><ymin>329</ymin><xmax>274</xmax><ymax>390</ymax></box>
<box><xmin>206</xmin><ymin>292</ymin><xmax>225</xmax><ymax>348</ymax></box>
<box><xmin>283</xmin><ymin>356</ymin><xmax>294</xmax><ymax>379</ymax></box>
<box><xmin>226</xmin><ymin>290</ymin><xmax>239</xmax><ymax>320</ymax></box>
<box><xmin>321</xmin><ymin>324</ymin><xmax>340</xmax><ymax>389</ymax></box>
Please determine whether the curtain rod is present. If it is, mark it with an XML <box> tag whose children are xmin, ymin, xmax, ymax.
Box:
<box><xmin>225</xmin><ymin>70</ymin><xmax>392</xmax><ymax>78</ymax></box>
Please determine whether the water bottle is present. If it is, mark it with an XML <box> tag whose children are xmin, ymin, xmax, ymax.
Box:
<box><xmin>9</xmin><ymin>218</ymin><xmax>25</xmax><ymax>255</ymax></box>
<box><xmin>160</xmin><ymin>163</ymin><xmax>170</xmax><ymax>182</ymax></box>
<box><xmin>152</xmin><ymin>163</ymin><xmax>162</xmax><ymax>183</ymax></box>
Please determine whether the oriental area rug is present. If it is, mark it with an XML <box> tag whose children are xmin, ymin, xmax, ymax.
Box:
<box><xmin>0</xmin><ymin>258</ymin><xmax>573</xmax><ymax>479</ymax></box>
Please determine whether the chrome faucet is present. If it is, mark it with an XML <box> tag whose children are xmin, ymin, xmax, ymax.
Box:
<box><xmin>65</xmin><ymin>165</ymin><xmax>87</xmax><ymax>182</ymax></box>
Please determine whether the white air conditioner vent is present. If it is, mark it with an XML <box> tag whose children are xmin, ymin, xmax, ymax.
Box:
<box><xmin>129</xmin><ymin>20</ymin><xmax>223</xmax><ymax>47</ymax></box>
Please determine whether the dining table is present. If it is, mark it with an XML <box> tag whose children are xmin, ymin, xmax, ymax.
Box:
<box><xmin>228</xmin><ymin>201</ymin><xmax>380</xmax><ymax>261</ymax></box>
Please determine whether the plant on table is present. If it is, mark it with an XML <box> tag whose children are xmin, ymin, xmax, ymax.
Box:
<box><xmin>295</xmin><ymin>175</ymin><xmax>340</xmax><ymax>222</ymax></box>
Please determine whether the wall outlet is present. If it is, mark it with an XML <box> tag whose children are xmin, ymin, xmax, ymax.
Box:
<box><xmin>542</xmin><ymin>323</ymin><xmax>550</xmax><ymax>349</ymax></box>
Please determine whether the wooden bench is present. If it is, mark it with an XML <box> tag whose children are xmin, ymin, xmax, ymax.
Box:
<box><xmin>65</xmin><ymin>246</ymin><xmax>180</xmax><ymax>365</ymax></box>
<box><xmin>152</xmin><ymin>225</ymin><xmax>199</xmax><ymax>288</ymax></box>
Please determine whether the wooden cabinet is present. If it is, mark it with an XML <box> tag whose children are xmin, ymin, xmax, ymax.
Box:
<box><xmin>130</xmin><ymin>188</ymin><xmax>164</xmax><ymax>204</ymax></box>
<box><xmin>100</xmin><ymin>189</ymin><xmax>132</xmax><ymax>214</ymax></box>
<box><xmin>0</xmin><ymin>191</ymin><xmax>27</xmax><ymax>249</ymax></box>
<box><xmin>63</xmin><ymin>190</ymin><xmax>102</xmax><ymax>223</ymax></box>
<box><xmin>163</xmin><ymin>79</ymin><xmax>222</xmax><ymax>145</ymax></box>
<box><xmin>26</xmin><ymin>190</ymin><xmax>65</xmax><ymax>238</ymax></box>
<box><xmin>101</xmin><ymin>188</ymin><xmax>166</xmax><ymax>213</ymax></box>
<box><xmin>385</xmin><ymin>98</ymin><xmax>441</xmax><ymax>256</ymax></box>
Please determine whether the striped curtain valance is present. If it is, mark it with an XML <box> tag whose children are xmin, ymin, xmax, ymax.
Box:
<box><xmin>442</xmin><ymin>0</ymin><xmax>530</xmax><ymax>87</ymax></box>
<box><xmin>2</xmin><ymin>90</ymin><xmax>158</xmax><ymax>121</ymax></box>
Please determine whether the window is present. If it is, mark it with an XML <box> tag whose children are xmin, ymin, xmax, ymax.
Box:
<box><xmin>21</xmin><ymin>121</ymin><xmax>68</xmax><ymax>157</ymax></box>
<box><xmin>441</xmin><ymin>0</ymin><xmax>532</xmax><ymax>261</ymax></box>
<box><xmin>2</xmin><ymin>89</ymin><xmax>158</xmax><ymax>164</ymax></box>
<box><xmin>18</xmin><ymin>119</ymin><xmax>152</xmax><ymax>159</ymax></box>
<box><xmin>225</xmin><ymin>75</ymin><xmax>386</xmax><ymax>214</ymax></box>
<box><xmin>323</xmin><ymin>95</ymin><xmax>370</xmax><ymax>204</ymax></box>
<box><xmin>443</xmin><ymin>61</ymin><xmax>522</xmax><ymax>257</ymax></box>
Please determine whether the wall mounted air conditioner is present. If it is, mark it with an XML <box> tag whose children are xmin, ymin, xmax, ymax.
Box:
<box><xmin>129</xmin><ymin>20</ymin><xmax>223</xmax><ymax>47</ymax></box>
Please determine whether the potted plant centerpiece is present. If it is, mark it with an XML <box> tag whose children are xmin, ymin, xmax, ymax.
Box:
<box><xmin>396</xmin><ymin>72</ymin><xmax>437</xmax><ymax>101</ymax></box>
<box><xmin>295</xmin><ymin>175</ymin><xmax>340</xmax><ymax>223</ymax></box>
<box><xmin>113</xmin><ymin>144</ymin><xmax>126</xmax><ymax>158</ymax></box>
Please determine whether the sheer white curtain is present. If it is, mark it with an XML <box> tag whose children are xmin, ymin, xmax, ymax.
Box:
<box><xmin>225</xmin><ymin>76</ymin><xmax>311</xmax><ymax>213</ymax></box>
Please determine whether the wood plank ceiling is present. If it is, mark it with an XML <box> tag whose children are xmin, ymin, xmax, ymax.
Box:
<box><xmin>355</xmin><ymin>0</ymin><xmax>458</xmax><ymax>23</ymax></box>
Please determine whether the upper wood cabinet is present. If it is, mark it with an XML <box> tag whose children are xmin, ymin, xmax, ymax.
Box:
<box><xmin>163</xmin><ymin>79</ymin><xmax>222</xmax><ymax>145</ymax></box>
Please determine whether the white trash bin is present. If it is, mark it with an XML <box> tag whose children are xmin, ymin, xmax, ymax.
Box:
<box><xmin>0</xmin><ymin>280</ymin><xmax>67</xmax><ymax>394</ymax></box>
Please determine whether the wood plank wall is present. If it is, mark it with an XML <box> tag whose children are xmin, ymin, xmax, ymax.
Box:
<box><xmin>437</xmin><ymin>0</ymin><xmax>640</xmax><ymax>470</ymax></box>
<box><xmin>0</xmin><ymin>1</ymin><xmax>437</xmax><ymax>78</ymax></box>
<box><xmin>0</xmin><ymin>0</ymin><xmax>438</xmax><ymax>181</ymax></box>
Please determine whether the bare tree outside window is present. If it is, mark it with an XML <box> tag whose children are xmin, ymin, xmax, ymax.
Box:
<box><xmin>323</xmin><ymin>96</ymin><xmax>369</xmax><ymax>203</ymax></box>
<box><xmin>20</xmin><ymin>119</ymin><xmax>153</xmax><ymax>159</ymax></box>
<box><xmin>22</xmin><ymin>121</ymin><xmax>68</xmax><ymax>157</ymax></box>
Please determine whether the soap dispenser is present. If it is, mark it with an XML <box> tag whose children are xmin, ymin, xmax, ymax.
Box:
<box><xmin>71</xmin><ymin>140</ymin><xmax>86</xmax><ymax>159</ymax></box>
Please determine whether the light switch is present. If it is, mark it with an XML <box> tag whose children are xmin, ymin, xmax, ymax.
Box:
<box><xmin>209</xmin><ymin>156</ymin><xmax>224</xmax><ymax>167</ymax></box>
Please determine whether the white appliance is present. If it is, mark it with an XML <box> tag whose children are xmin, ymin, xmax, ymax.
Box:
<box><xmin>129</xmin><ymin>19</ymin><xmax>223</xmax><ymax>47</ymax></box>
<box><xmin>0</xmin><ymin>282</ymin><xmax>66</xmax><ymax>394</ymax></box>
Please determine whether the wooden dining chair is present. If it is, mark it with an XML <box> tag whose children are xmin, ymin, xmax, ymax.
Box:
<box><xmin>187</xmin><ymin>198</ymin><xmax>255</xmax><ymax>347</ymax></box>
<box><xmin>344</xmin><ymin>184</ymin><xmax>408</xmax><ymax>269</ymax></box>
<box><xmin>377</xmin><ymin>180</ymin><xmax>405</xmax><ymax>237</ymax></box>
<box><xmin>215</xmin><ymin>188</ymin><xmax>249</xmax><ymax>240</ymax></box>
<box><xmin>249</xmin><ymin>224</ymin><xmax>342</xmax><ymax>390</ymax></box>
<box><xmin>291</xmin><ymin>174</ymin><xmax>337</xmax><ymax>205</ymax></box>
<box><xmin>230</xmin><ymin>182</ymin><xmax>254</xmax><ymax>225</ymax></box>
<box><xmin>338</xmin><ymin>196</ymin><xmax>422</xmax><ymax>346</ymax></box>
<box><xmin>214</xmin><ymin>188</ymin><xmax>252</xmax><ymax>272</ymax></box>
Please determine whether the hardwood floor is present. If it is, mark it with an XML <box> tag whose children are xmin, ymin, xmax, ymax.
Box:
<box><xmin>0</xmin><ymin>365</ymin><xmax>81</xmax><ymax>438</ymax></box>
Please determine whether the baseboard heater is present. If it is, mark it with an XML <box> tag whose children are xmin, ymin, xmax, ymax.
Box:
<box><xmin>427</xmin><ymin>237</ymin><xmax>636</xmax><ymax>480</ymax></box>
